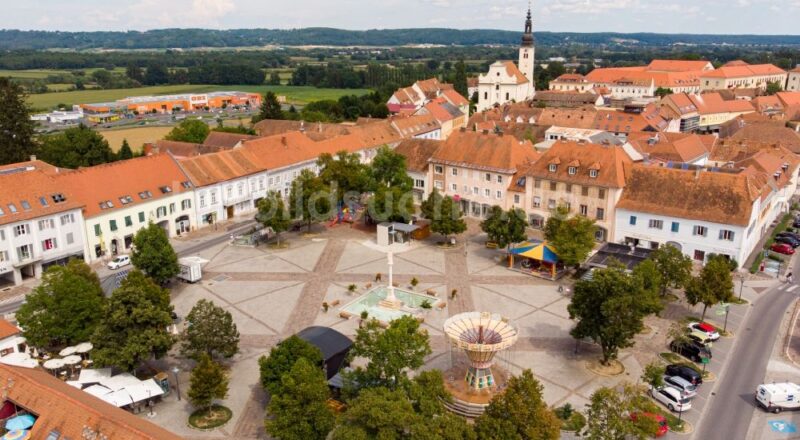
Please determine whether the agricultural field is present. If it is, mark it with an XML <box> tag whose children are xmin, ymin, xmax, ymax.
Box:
<box><xmin>26</xmin><ymin>84</ymin><xmax>371</xmax><ymax>110</ymax></box>
<box><xmin>98</xmin><ymin>126</ymin><xmax>173</xmax><ymax>152</ymax></box>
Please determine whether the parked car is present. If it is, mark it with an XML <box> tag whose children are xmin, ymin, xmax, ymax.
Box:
<box><xmin>650</xmin><ymin>386</ymin><xmax>692</xmax><ymax>412</ymax></box>
<box><xmin>663</xmin><ymin>375</ymin><xmax>698</xmax><ymax>399</ymax></box>
<box><xmin>777</xmin><ymin>231</ymin><xmax>800</xmax><ymax>241</ymax></box>
<box><xmin>687</xmin><ymin>322</ymin><xmax>720</xmax><ymax>341</ymax></box>
<box><xmin>630</xmin><ymin>412</ymin><xmax>668</xmax><ymax>437</ymax></box>
<box><xmin>775</xmin><ymin>236</ymin><xmax>800</xmax><ymax>248</ymax></box>
<box><xmin>669</xmin><ymin>339</ymin><xmax>712</xmax><ymax>362</ymax></box>
<box><xmin>665</xmin><ymin>364</ymin><xmax>703</xmax><ymax>385</ymax></box>
<box><xmin>772</xmin><ymin>243</ymin><xmax>796</xmax><ymax>255</ymax></box>
<box><xmin>107</xmin><ymin>255</ymin><xmax>131</xmax><ymax>270</ymax></box>
<box><xmin>687</xmin><ymin>330</ymin><xmax>714</xmax><ymax>347</ymax></box>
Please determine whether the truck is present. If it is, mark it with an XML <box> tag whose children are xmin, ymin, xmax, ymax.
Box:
<box><xmin>177</xmin><ymin>256</ymin><xmax>207</xmax><ymax>283</ymax></box>
<box><xmin>756</xmin><ymin>382</ymin><xmax>800</xmax><ymax>413</ymax></box>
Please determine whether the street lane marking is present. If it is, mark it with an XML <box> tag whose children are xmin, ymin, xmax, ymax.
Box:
<box><xmin>789</xmin><ymin>285</ymin><xmax>799</xmax><ymax>292</ymax></box>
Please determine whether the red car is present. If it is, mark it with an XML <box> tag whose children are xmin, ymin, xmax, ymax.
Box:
<box><xmin>631</xmin><ymin>412</ymin><xmax>668</xmax><ymax>437</ymax></box>
<box><xmin>772</xmin><ymin>243</ymin><xmax>795</xmax><ymax>255</ymax></box>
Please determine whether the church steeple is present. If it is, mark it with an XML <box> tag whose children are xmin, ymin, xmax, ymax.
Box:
<box><xmin>521</xmin><ymin>3</ymin><xmax>534</xmax><ymax>48</ymax></box>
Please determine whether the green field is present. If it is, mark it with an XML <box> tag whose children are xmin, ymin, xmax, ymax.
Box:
<box><xmin>0</xmin><ymin>69</ymin><xmax>73</xmax><ymax>79</ymax></box>
<box><xmin>26</xmin><ymin>84</ymin><xmax>371</xmax><ymax>110</ymax></box>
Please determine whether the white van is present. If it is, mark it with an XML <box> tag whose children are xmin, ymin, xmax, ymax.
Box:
<box><xmin>756</xmin><ymin>383</ymin><xmax>800</xmax><ymax>413</ymax></box>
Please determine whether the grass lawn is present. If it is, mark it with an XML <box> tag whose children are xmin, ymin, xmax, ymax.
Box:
<box><xmin>27</xmin><ymin>84</ymin><xmax>371</xmax><ymax>111</ymax></box>
<box><xmin>0</xmin><ymin>69</ymin><xmax>73</xmax><ymax>79</ymax></box>
<box><xmin>98</xmin><ymin>126</ymin><xmax>173</xmax><ymax>152</ymax></box>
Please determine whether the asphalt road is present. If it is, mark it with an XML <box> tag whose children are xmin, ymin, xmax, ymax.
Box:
<box><xmin>693</xmin><ymin>270</ymin><xmax>798</xmax><ymax>439</ymax></box>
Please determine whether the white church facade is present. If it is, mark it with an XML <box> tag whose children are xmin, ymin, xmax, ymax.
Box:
<box><xmin>477</xmin><ymin>8</ymin><xmax>536</xmax><ymax>112</ymax></box>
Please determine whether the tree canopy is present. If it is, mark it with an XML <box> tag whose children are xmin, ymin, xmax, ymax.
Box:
<box><xmin>480</xmin><ymin>206</ymin><xmax>528</xmax><ymax>250</ymax></box>
<box><xmin>188</xmin><ymin>353</ymin><xmax>229</xmax><ymax>411</ymax></box>
<box><xmin>131</xmin><ymin>222</ymin><xmax>179</xmax><ymax>284</ymax></box>
<box><xmin>370</xmin><ymin>146</ymin><xmax>412</xmax><ymax>190</ymax></box>
<box><xmin>474</xmin><ymin>369</ymin><xmax>561</xmax><ymax>440</ymax></box>
<box><xmin>317</xmin><ymin>150</ymin><xmax>372</xmax><ymax>203</ymax></box>
<box><xmin>289</xmin><ymin>169</ymin><xmax>332</xmax><ymax>232</ymax></box>
<box><xmin>266</xmin><ymin>357</ymin><xmax>335</xmax><ymax>440</ymax></box>
<box><xmin>16</xmin><ymin>260</ymin><xmax>105</xmax><ymax>349</ymax></box>
<box><xmin>165</xmin><ymin>119</ymin><xmax>210</xmax><ymax>144</ymax></box>
<box><xmin>685</xmin><ymin>254</ymin><xmax>734</xmax><ymax>320</ymax></box>
<box><xmin>650</xmin><ymin>245</ymin><xmax>692</xmax><ymax>296</ymax></box>
<box><xmin>91</xmin><ymin>270</ymin><xmax>175</xmax><ymax>372</ymax></box>
<box><xmin>346</xmin><ymin>315</ymin><xmax>432</xmax><ymax>390</ymax></box>
<box><xmin>568</xmin><ymin>264</ymin><xmax>660</xmax><ymax>364</ymax></box>
<box><xmin>255</xmin><ymin>91</ymin><xmax>284</xmax><ymax>122</ymax></box>
<box><xmin>117</xmin><ymin>139</ymin><xmax>134</xmax><ymax>160</ymax></box>
<box><xmin>0</xmin><ymin>77</ymin><xmax>37</xmax><ymax>165</ymax></box>
<box><xmin>544</xmin><ymin>205</ymin><xmax>597</xmax><ymax>267</ymax></box>
<box><xmin>367</xmin><ymin>185</ymin><xmax>414</xmax><ymax>223</ymax></box>
<box><xmin>255</xmin><ymin>190</ymin><xmax>291</xmax><ymax>244</ymax></box>
<box><xmin>258</xmin><ymin>335</ymin><xmax>323</xmax><ymax>395</ymax></box>
<box><xmin>37</xmin><ymin>124</ymin><xmax>116</xmax><ymax>168</ymax></box>
<box><xmin>421</xmin><ymin>190</ymin><xmax>466</xmax><ymax>242</ymax></box>
<box><xmin>181</xmin><ymin>299</ymin><xmax>240</xmax><ymax>360</ymax></box>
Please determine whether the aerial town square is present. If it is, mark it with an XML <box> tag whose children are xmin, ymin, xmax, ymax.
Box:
<box><xmin>2</xmin><ymin>1</ymin><xmax>800</xmax><ymax>439</ymax></box>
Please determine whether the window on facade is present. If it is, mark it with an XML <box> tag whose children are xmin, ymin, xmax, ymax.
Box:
<box><xmin>496</xmin><ymin>85</ymin><xmax>500</xmax><ymax>90</ymax></box>
<box><xmin>16</xmin><ymin>245</ymin><xmax>32</xmax><ymax>261</ymax></box>
<box><xmin>598</xmin><ymin>188</ymin><xmax>606</xmax><ymax>199</ymax></box>
<box><xmin>199</xmin><ymin>194</ymin><xmax>206</xmax><ymax>208</ymax></box>
<box><xmin>39</xmin><ymin>196</ymin><xmax>49</xmax><ymax>207</ymax></box>
<box><xmin>484</xmin><ymin>189</ymin><xmax>491</xmax><ymax>197</ymax></box>
<box><xmin>0</xmin><ymin>230</ymin><xmax>4</xmax><ymax>241</ymax></box>
<box><xmin>138</xmin><ymin>212</ymin><xmax>145</xmax><ymax>223</ymax></box>
<box><xmin>484</xmin><ymin>92</ymin><xmax>488</xmax><ymax>100</ymax></box>
<box><xmin>548</xmin><ymin>164</ymin><xmax>557</xmax><ymax>172</ymax></box>
<box><xmin>138</xmin><ymin>191</ymin><xmax>152</xmax><ymax>200</ymax></box>
<box><xmin>496</xmin><ymin>190</ymin><xmax>502</xmax><ymax>199</ymax></box>
<box><xmin>38</xmin><ymin>219</ymin><xmax>54</xmax><ymax>231</ymax></box>
<box><xmin>532</xmin><ymin>196</ymin><xmax>541</xmax><ymax>208</ymax></box>
<box><xmin>182</xmin><ymin>199</ymin><xmax>192</xmax><ymax>210</ymax></box>
<box><xmin>579</xmin><ymin>205</ymin><xmax>588</xmax><ymax>216</ymax></box>
<box><xmin>119</xmin><ymin>196</ymin><xmax>133</xmax><ymax>205</ymax></box>
<box><xmin>548</xmin><ymin>199</ymin><xmax>556</xmax><ymax>209</ymax></box>
<box><xmin>125</xmin><ymin>216</ymin><xmax>132</xmax><ymax>227</ymax></box>
<box><xmin>549</xmin><ymin>181</ymin><xmax>557</xmax><ymax>191</ymax></box>
<box><xmin>238</xmin><ymin>183</ymin><xmax>244</xmax><ymax>195</ymax></box>
<box><xmin>497</xmin><ymin>175</ymin><xmax>503</xmax><ymax>184</ymax></box>
<box><xmin>534</xmin><ymin>179</ymin><xmax>541</xmax><ymax>189</ymax></box>
<box><xmin>66</xmin><ymin>232</ymin><xmax>74</xmax><ymax>245</ymax></box>
<box><xmin>649</xmin><ymin>219</ymin><xmax>663</xmax><ymax>229</ymax></box>
<box><xmin>719</xmin><ymin>229</ymin><xmax>735</xmax><ymax>241</ymax></box>
<box><xmin>473</xmin><ymin>187</ymin><xmax>479</xmax><ymax>195</ymax></box>
<box><xmin>159</xmin><ymin>186</ymin><xmax>172</xmax><ymax>194</ymax></box>
<box><xmin>565</xmin><ymin>184</ymin><xmax>572</xmax><ymax>193</ymax></box>
<box><xmin>485</xmin><ymin>173</ymin><xmax>491</xmax><ymax>182</ymax></box>
<box><xmin>596</xmin><ymin>208</ymin><xmax>605</xmax><ymax>220</ymax></box>
<box><xmin>693</xmin><ymin>250</ymin><xmax>706</xmax><ymax>261</ymax></box>
<box><xmin>693</xmin><ymin>225</ymin><xmax>708</xmax><ymax>237</ymax></box>
<box><xmin>20</xmin><ymin>200</ymin><xmax>31</xmax><ymax>211</ymax></box>
<box><xmin>434</xmin><ymin>165</ymin><xmax>443</xmax><ymax>174</ymax></box>
<box><xmin>0</xmin><ymin>251</ymin><xmax>8</xmax><ymax>262</ymax></box>
<box><xmin>451</xmin><ymin>183</ymin><xmax>457</xmax><ymax>192</ymax></box>
<box><xmin>568</xmin><ymin>167</ymin><xmax>577</xmax><ymax>175</ymax></box>
<box><xmin>671</xmin><ymin>222</ymin><xmax>680</xmax><ymax>233</ymax></box>
<box><xmin>14</xmin><ymin>224</ymin><xmax>29</xmax><ymax>236</ymax></box>
<box><xmin>42</xmin><ymin>238</ymin><xmax>57</xmax><ymax>251</ymax></box>
<box><xmin>451</xmin><ymin>168</ymin><xmax>458</xmax><ymax>176</ymax></box>
<box><xmin>210</xmin><ymin>191</ymin><xmax>217</xmax><ymax>204</ymax></box>
<box><xmin>227</xmin><ymin>186</ymin><xmax>233</xmax><ymax>198</ymax></box>
<box><xmin>169</xmin><ymin>203</ymin><xmax>175</xmax><ymax>214</ymax></box>
<box><xmin>434</xmin><ymin>181</ymin><xmax>443</xmax><ymax>189</ymax></box>
<box><xmin>514</xmin><ymin>194</ymin><xmax>520</xmax><ymax>204</ymax></box>
<box><xmin>581</xmin><ymin>186</ymin><xmax>589</xmax><ymax>196</ymax></box>
<box><xmin>7</xmin><ymin>204</ymin><xmax>17</xmax><ymax>214</ymax></box>
<box><xmin>157</xmin><ymin>207</ymin><xmax>167</xmax><ymax>218</ymax></box>
<box><xmin>109</xmin><ymin>220</ymin><xmax>118</xmax><ymax>231</ymax></box>
<box><xmin>94</xmin><ymin>224</ymin><xmax>101</xmax><ymax>236</ymax></box>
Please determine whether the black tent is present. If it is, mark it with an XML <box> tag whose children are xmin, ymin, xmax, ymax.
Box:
<box><xmin>296</xmin><ymin>326</ymin><xmax>353</xmax><ymax>380</ymax></box>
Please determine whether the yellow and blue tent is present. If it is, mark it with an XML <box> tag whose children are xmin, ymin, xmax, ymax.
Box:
<box><xmin>509</xmin><ymin>240</ymin><xmax>559</xmax><ymax>264</ymax></box>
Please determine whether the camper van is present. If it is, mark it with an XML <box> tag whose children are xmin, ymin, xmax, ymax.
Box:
<box><xmin>756</xmin><ymin>383</ymin><xmax>800</xmax><ymax>413</ymax></box>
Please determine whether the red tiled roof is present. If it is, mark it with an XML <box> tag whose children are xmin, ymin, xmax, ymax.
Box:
<box><xmin>647</xmin><ymin>59</ymin><xmax>713</xmax><ymax>72</ymax></box>
<box><xmin>390</xmin><ymin>114</ymin><xmax>441</xmax><ymax>137</ymax></box>
<box><xmin>55</xmin><ymin>154</ymin><xmax>192</xmax><ymax>218</ymax></box>
<box><xmin>202</xmin><ymin>131</ymin><xmax>259</xmax><ymax>148</ymax></box>
<box><xmin>0</xmin><ymin>319</ymin><xmax>20</xmax><ymax>339</ymax></box>
<box><xmin>430</xmin><ymin>130</ymin><xmax>538</xmax><ymax>173</ymax></box>
<box><xmin>502</xmin><ymin>61</ymin><xmax>530</xmax><ymax>85</ymax></box>
<box><xmin>0</xmin><ymin>363</ymin><xmax>182</xmax><ymax>440</ymax></box>
<box><xmin>701</xmin><ymin>63</ymin><xmax>786</xmax><ymax>79</ymax></box>
<box><xmin>525</xmin><ymin>141</ymin><xmax>632</xmax><ymax>188</ymax></box>
<box><xmin>394</xmin><ymin>139</ymin><xmax>442</xmax><ymax>172</ymax></box>
<box><xmin>0</xmin><ymin>165</ymin><xmax>84</xmax><ymax>226</ymax></box>
<box><xmin>441</xmin><ymin>88</ymin><xmax>469</xmax><ymax>107</ymax></box>
<box><xmin>777</xmin><ymin>92</ymin><xmax>800</xmax><ymax>108</ymax></box>
<box><xmin>689</xmin><ymin>93</ymin><xmax>755</xmax><ymax>115</ymax></box>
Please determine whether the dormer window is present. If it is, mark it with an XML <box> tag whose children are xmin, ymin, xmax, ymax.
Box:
<box><xmin>548</xmin><ymin>164</ymin><xmax>557</xmax><ymax>173</ymax></box>
<box><xmin>51</xmin><ymin>193</ymin><xmax>66</xmax><ymax>203</ymax></box>
<box><xmin>159</xmin><ymin>186</ymin><xmax>173</xmax><ymax>194</ymax></box>
<box><xmin>589</xmin><ymin>169</ymin><xmax>599</xmax><ymax>178</ymax></box>
<box><xmin>568</xmin><ymin>167</ymin><xmax>577</xmax><ymax>175</ymax></box>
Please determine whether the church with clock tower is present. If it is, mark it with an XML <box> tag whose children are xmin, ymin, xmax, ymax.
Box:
<box><xmin>476</xmin><ymin>6</ymin><xmax>536</xmax><ymax>112</ymax></box>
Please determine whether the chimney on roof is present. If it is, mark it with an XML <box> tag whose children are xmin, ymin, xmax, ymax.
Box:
<box><xmin>281</xmin><ymin>136</ymin><xmax>287</xmax><ymax>146</ymax></box>
<box><xmin>482</xmin><ymin>130</ymin><xmax>489</xmax><ymax>135</ymax></box>
<box><xmin>695</xmin><ymin>167</ymin><xmax>702</xmax><ymax>180</ymax></box>
<box><xmin>29</xmin><ymin>155</ymin><xmax>36</xmax><ymax>161</ymax></box>
<box><xmin>300</xmin><ymin>121</ymin><xmax>305</xmax><ymax>132</ymax></box>
<box><xmin>460</xmin><ymin>127</ymin><xmax>467</xmax><ymax>133</ymax></box>
<box><xmin>318</xmin><ymin>122</ymin><xmax>322</xmax><ymax>133</ymax></box>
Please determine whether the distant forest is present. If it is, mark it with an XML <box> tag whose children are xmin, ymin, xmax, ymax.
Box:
<box><xmin>2</xmin><ymin>28</ymin><xmax>800</xmax><ymax>50</ymax></box>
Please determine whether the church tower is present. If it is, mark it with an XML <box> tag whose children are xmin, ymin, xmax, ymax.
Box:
<box><xmin>518</xmin><ymin>4</ymin><xmax>535</xmax><ymax>91</ymax></box>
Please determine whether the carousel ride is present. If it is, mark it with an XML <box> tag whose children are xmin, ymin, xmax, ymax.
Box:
<box><xmin>441</xmin><ymin>312</ymin><xmax>519</xmax><ymax>417</ymax></box>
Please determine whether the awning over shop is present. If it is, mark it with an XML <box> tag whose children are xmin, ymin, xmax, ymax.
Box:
<box><xmin>509</xmin><ymin>240</ymin><xmax>559</xmax><ymax>264</ymax></box>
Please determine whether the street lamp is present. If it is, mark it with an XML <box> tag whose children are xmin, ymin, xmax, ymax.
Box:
<box><xmin>171</xmin><ymin>366</ymin><xmax>181</xmax><ymax>401</ymax></box>
<box><xmin>738</xmin><ymin>272</ymin><xmax>745</xmax><ymax>301</ymax></box>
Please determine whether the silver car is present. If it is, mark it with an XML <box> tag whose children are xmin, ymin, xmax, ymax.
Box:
<box><xmin>664</xmin><ymin>375</ymin><xmax>697</xmax><ymax>399</ymax></box>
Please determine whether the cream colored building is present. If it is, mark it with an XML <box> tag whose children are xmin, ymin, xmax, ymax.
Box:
<box><xmin>787</xmin><ymin>68</ymin><xmax>800</xmax><ymax>92</ymax></box>
<box><xmin>700</xmin><ymin>62</ymin><xmax>787</xmax><ymax>92</ymax></box>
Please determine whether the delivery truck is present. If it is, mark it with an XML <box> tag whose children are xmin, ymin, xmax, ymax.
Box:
<box><xmin>756</xmin><ymin>382</ymin><xmax>800</xmax><ymax>413</ymax></box>
<box><xmin>177</xmin><ymin>256</ymin><xmax>207</xmax><ymax>283</ymax></box>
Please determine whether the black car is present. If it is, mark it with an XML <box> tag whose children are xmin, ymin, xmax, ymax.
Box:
<box><xmin>669</xmin><ymin>339</ymin><xmax>712</xmax><ymax>362</ymax></box>
<box><xmin>775</xmin><ymin>236</ymin><xmax>800</xmax><ymax>248</ymax></box>
<box><xmin>665</xmin><ymin>364</ymin><xmax>703</xmax><ymax>385</ymax></box>
<box><xmin>777</xmin><ymin>232</ymin><xmax>800</xmax><ymax>241</ymax></box>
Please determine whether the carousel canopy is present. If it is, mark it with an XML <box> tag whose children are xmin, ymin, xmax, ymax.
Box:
<box><xmin>509</xmin><ymin>240</ymin><xmax>559</xmax><ymax>264</ymax></box>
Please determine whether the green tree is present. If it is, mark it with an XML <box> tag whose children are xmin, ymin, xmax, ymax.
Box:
<box><xmin>474</xmin><ymin>369</ymin><xmax>560</xmax><ymax>440</ymax></box>
<box><xmin>568</xmin><ymin>265</ymin><xmax>658</xmax><ymax>365</ymax></box>
<box><xmin>370</xmin><ymin>146</ymin><xmax>412</xmax><ymax>190</ymax></box>
<box><xmin>143</xmin><ymin>62</ymin><xmax>169</xmax><ymax>85</ymax></box>
<box><xmin>125</xmin><ymin>63</ymin><xmax>144</xmax><ymax>83</ymax></box>
<box><xmin>317</xmin><ymin>150</ymin><xmax>372</xmax><ymax>203</ymax></box>
<box><xmin>37</xmin><ymin>124</ymin><xmax>115</xmax><ymax>168</ymax></box>
<box><xmin>188</xmin><ymin>353</ymin><xmax>229</xmax><ymax>411</ymax></box>
<box><xmin>331</xmin><ymin>387</ymin><xmax>417</xmax><ymax>440</ymax></box>
<box><xmin>650</xmin><ymin>244</ymin><xmax>693</xmax><ymax>296</ymax></box>
<box><xmin>480</xmin><ymin>206</ymin><xmax>528</xmax><ymax>252</ymax></box>
<box><xmin>584</xmin><ymin>387</ymin><xmax>635</xmax><ymax>440</ymax></box>
<box><xmin>544</xmin><ymin>205</ymin><xmax>596</xmax><ymax>267</ymax></box>
<box><xmin>16</xmin><ymin>260</ymin><xmax>106</xmax><ymax>349</ymax></box>
<box><xmin>258</xmin><ymin>335</ymin><xmax>323</xmax><ymax>395</ymax></box>
<box><xmin>117</xmin><ymin>139</ymin><xmax>134</xmax><ymax>160</ymax></box>
<box><xmin>289</xmin><ymin>168</ymin><xmax>332</xmax><ymax>232</ymax></box>
<box><xmin>630</xmin><ymin>259</ymin><xmax>664</xmax><ymax>315</ymax></box>
<box><xmin>165</xmin><ymin>119</ymin><xmax>210</xmax><ymax>144</ymax></box>
<box><xmin>266</xmin><ymin>357</ymin><xmax>334</xmax><ymax>440</ymax></box>
<box><xmin>346</xmin><ymin>315</ymin><xmax>432</xmax><ymax>389</ymax></box>
<box><xmin>766</xmin><ymin>81</ymin><xmax>783</xmax><ymax>95</ymax></box>
<box><xmin>131</xmin><ymin>222</ymin><xmax>179</xmax><ymax>284</ymax></box>
<box><xmin>0</xmin><ymin>77</ymin><xmax>37</xmax><ymax>165</ymax></box>
<box><xmin>654</xmin><ymin>87</ymin><xmax>674</xmax><ymax>98</ymax></box>
<box><xmin>91</xmin><ymin>270</ymin><xmax>175</xmax><ymax>372</ymax></box>
<box><xmin>367</xmin><ymin>185</ymin><xmax>414</xmax><ymax>223</ymax></box>
<box><xmin>256</xmin><ymin>190</ymin><xmax>291</xmax><ymax>245</ymax></box>
<box><xmin>423</xmin><ymin>193</ymin><xmax>466</xmax><ymax>243</ymax></box>
<box><xmin>268</xmin><ymin>72</ymin><xmax>282</xmax><ymax>85</ymax></box>
<box><xmin>454</xmin><ymin>60</ymin><xmax>469</xmax><ymax>100</ymax></box>
<box><xmin>255</xmin><ymin>91</ymin><xmax>284</xmax><ymax>122</ymax></box>
<box><xmin>181</xmin><ymin>299</ymin><xmax>240</xmax><ymax>360</ymax></box>
<box><xmin>685</xmin><ymin>254</ymin><xmax>734</xmax><ymax>320</ymax></box>
<box><xmin>641</xmin><ymin>361</ymin><xmax>665</xmax><ymax>392</ymax></box>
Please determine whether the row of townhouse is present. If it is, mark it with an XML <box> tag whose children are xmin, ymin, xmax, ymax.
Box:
<box><xmin>398</xmin><ymin>131</ymin><xmax>800</xmax><ymax>269</ymax></box>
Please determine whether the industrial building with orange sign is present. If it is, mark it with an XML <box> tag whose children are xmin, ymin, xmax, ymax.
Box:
<box><xmin>81</xmin><ymin>91</ymin><xmax>262</xmax><ymax>115</ymax></box>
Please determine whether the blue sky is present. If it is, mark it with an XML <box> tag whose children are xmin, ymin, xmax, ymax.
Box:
<box><xmin>3</xmin><ymin>0</ymin><xmax>799</xmax><ymax>34</ymax></box>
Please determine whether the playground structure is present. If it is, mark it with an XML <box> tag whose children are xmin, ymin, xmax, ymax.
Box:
<box><xmin>329</xmin><ymin>202</ymin><xmax>363</xmax><ymax>227</ymax></box>
<box><xmin>441</xmin><ymin>312</ymin><xmax>519</xmax><ymax>418</ymax></box>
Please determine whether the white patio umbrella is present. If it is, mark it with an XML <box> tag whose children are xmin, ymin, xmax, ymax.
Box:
<box><xmin>75</xmin><ymin>342</ymin><xmax>93</xmax><ymax>354</ymax></box>
<box><xmin>62</xmin><ymin>355</ymin><xmax>82</xmax><ymax>378</ymax></box>
<box><xmin>42</xmin><ymin>358</ymin><xmax>66</xmax><ymax>376</ymax></box>
<box><xmin>59</xmin><ymin>346</ymin><xmax>77</xmax><ymax>356</ymax></box>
